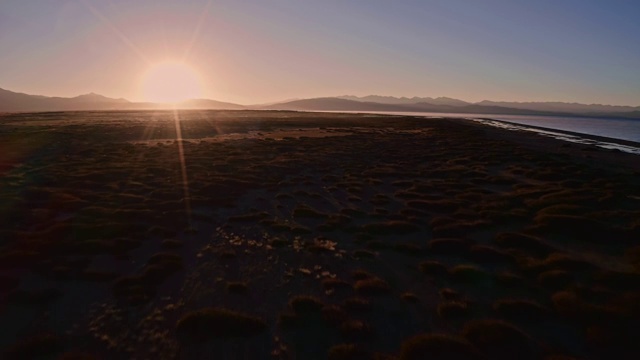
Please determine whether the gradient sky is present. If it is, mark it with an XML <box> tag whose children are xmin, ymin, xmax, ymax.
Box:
<box><xmin>1</xmin><ymin>0</ymin><xmax>639</xmax><ymax>105</ymax></box>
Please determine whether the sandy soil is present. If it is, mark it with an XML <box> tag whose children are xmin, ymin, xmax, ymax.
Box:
<box><xmin>0</xmin><ymin>110</ymin><xmax>639</xmax><ymax>359</ymax></box>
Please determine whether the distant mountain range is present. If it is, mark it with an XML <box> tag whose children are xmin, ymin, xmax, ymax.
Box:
<box><xmin>1</xmin><ymin>87</ymin><xmax>639</xmax><ymax>119</ymax></box>
<box><xmin>0</xmin><ymin>88</ymin><xmax>242</xmax><ymax>112</ymax></box>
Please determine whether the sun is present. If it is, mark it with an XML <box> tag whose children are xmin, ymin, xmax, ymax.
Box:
<box><xmin>139</xmin><ymin>61</ymin><xmax>204</xmax><ymax>103</ymax></box>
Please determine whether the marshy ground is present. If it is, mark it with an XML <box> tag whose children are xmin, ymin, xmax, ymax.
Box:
<box><xmin>1</xmin><ymin>110</ymin><xmax>639</xmax><ymax>359</ymax></box>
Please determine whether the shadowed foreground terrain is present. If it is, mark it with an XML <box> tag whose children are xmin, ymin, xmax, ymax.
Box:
<box><xmin>1</xmin><ymin>110</ymin><xmax>639</xmax><ymax>359</ymax></box>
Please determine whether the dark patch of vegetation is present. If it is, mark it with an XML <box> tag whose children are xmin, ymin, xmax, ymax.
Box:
<box><xmin>438</xmin><ymin>301</ymin><xmax>471</xmax><ymax>320</ymax></box>
<box><xmin>492</xmin><ymin>299</ymin><xmax>549</xmax><ymax>323</ymax></box>
<box><xmin>449</xmin><ymin>265</ymin><xmax>490</xmax><ymax>284</ymax></box>
<box><xmin>537</xmin><ymin>270</ymin><xmax>573</xmax><ymax>291</ymax></box>
<box><xmin>543</xmin><ymin>253</ymin><xmax>597</xmax><ymax>273</ymax></box>
<box><xmin>6</xmin><ymin>288</ymin><xmax>62</xmax><ymax>306</ymax></box>
<box><xmin>360</xmin><ymin>221</ymin><xmax>421</xmax><ymax>235</ymax></box>
<box><xmin>427</xmin><ymin>238</ymin><xmax>471</xmax><ymax>256</ymax></box>
<box><xmin>226</xmin><ymin>281</ymin><xmax>249</xmax><ymax>294</ymax></box>
<box><xmin>160</xmin><ymin>239</ymin><xmax>183</xmax><ymax>249</ymax></box>
<box><xmin>462</xmin><ymin>319</ymin><xmax>538</xmax><ymax>360</ymax></box>
<box><xmin>289</xmin><ymin>295</ymin><xmax>325</xmax><ymax>315</ymax></box>
<box><xmin>467</xmin><ymin>245</ymin><xmax>514</xmax><ymax>265</ymax></box>
<box><xmin>343</xmin><ymin>297</ymin><xmax>373</xmax><ymax>313</ymax></box>
<box><xmin>176</xmin><ymin>308</ymin><xmax>267</xmax><ymax>342</ymax></box>
<box><xmin>322</xmin><ymin>305</ymin><xmax>349</xmax><ymax>327</ymax></box>
<box><xmin>322</xmin><ymin>278</ymin><xmax>353</xmax><ymax>291</ymax></box>
<box><xmin>419</xmin><ymin>260</ymin><xmax>448</xmax><ymax>277</ymax></box>
<box><xmin>352</xmin><ymin>269</ymin><xmax>374</xmax><ymax>280</ymax></box>
<box><xmin>340</xmin><ymin>320</ymin><xmax>375</xmax><ymax>342</ymax></box>
<box><xmin>494</xmin><ymin>271</ymin><xmax>525</xmax><ymax>288</ymax></box>
<box><xmin>439</xmin><ymin>288</ymin><xmax>463</xmax><ymax>301</ymax></box>
<box><xmin>3</xmin><ymin>333</ymin><xmax>65</xmax><ymax>360</ymax></box>
<box><xmin>399</xmin><ymin>333</ymin><xmax>484</xmax><ymax>360</ymax></box>
<box><xmin>354</xmin><ymin>277</ymin><xmax>391</xmax><ymax>296</ymax></box>
<box><xmin>401</xmin><ymin>292</ymin><xmax>420</xmax><ymax>303</ymax></box>
<box><xmin>494</xmin><ymin>232</ymin><xmax>554</xmax><ymax>257</ymax></box>
<box><xmin>328</xmin><ymin>344</ymin><xmax>375</xmax><ymax>360</ymax></box>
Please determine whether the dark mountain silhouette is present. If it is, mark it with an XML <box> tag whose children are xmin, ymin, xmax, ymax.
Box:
<box><xmin>0</xmin><ymin>87</ymin><xmax>243</xmax><ymax>112</ymax></box>
<box><xmin>176</xmin><ymin>98</ymin><xmax>244</xmax><ymax>110</ymax></box>
<box><xmin>338</xmin><ymin>95</ymin><xmax>470</xmax><ymax>107</ymax></box>
<box><xmin>263</xmin><ymin>97</ymin><xmax>564</xmax><ymax>116</ymax></box>
<box><xmin>1</xmin><ymin>87</ymin><xmax>638</xmax><ymax>119</ymax></box>
<box><xmin>262</xmin><ymin>97</ymin><xmax>640</xmax><ymax>119</ymax></box>
<box><xmin>477</xmin><ymin>100</ymin><xmax>640</xmax><ymax>113</ymax></box>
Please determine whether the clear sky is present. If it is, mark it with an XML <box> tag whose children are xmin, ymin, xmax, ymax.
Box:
<box><xmin>1</xmin><ymin>0</ymin><xmax>639</xmax><ymax>105</ymax></box>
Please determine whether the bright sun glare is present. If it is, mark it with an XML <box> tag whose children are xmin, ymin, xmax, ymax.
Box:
<box><xmin>140</xmin><ymin>61</ymin><xmax>203</xmax><ymax>103</ymax></box>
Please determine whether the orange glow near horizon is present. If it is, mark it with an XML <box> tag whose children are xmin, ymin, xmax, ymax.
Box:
<box><xmin>139</xmin><ymin>61</ymin><xmax>204</xmax><ymax>103</ymax></box>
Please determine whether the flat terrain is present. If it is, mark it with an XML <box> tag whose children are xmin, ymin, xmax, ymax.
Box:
<box><xmin>1</xmin><ymin>110</ymin><xmax>639</xmax><ymax>359</ymax></box>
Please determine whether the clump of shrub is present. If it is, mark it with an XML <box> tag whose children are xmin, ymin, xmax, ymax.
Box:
<box><xmin>176</xmin><ymin>308</ymin><xmax>266</xmax><ymax>342</ymax></box>
<box><xmin>468</xmin><ymin>245</ymin><xmax>514</xmax><ymax>265</ymax></box>
<box><xmin>437</xmin><ymin>301</ymin><xmax>471</xmax><ymax>320</ymax></box>
<box><xmin>3</xmin><ymin>333</ymin><xmax>65</xmax><ymax>360</ymax></box>
<box><xmin>427</xmin><ymin>238</ymin><xmax>471</xmax><ymax>256</ymax></box>
<box><xmin>142</xmin><ymin>253</ymin><xmax>183</xmax><ymax>286</ymax></box>
<box><xmin>439</xmin><ymin>288</ymin><xmax>462</xmax><ymax>301</ymax></box>
<box><xmin>399</xmin><ymin>333</ymin><xmax>484</xmax><ymax>360</ymax></box>
<box><xmin>343</xmin><ymin>297</ymin><xmax>373</xmax><ymax>313</ymax></box>
<box><xmin>352</xmin><ymin>249</ymin><xmax>376</xmax><ymax>259</ymax></box>
<box><xmin>328</xmin><ymin>343</ymin><xmax>374</xmax><ymax>360</ymax></box>
<box><xmin>401</xmin><ymin>292</ymin><xmax>420</xmax><ymax>303</ymax></box>
<box><xmin>462</xmin><ymin>319</ymin><xmax>538</xmax><ymax>360</ymax></box>
<box><xmin>354</xmin><ymin>277</ymin><xmax>391</xmax><ymax>296</ymax></box>
<box><xmin>543</xmin><ymin>253</ymin><xmax>597</xmax><ymax>273</ymax></box>
<box><xmin>449</xmin><ymin>265</ymin><xmax>489</xmax><ymax>284</ymax></box>
<box><xmin>494</xmin><ymin>271</ymin><xmax>524</xmax><ymax>287</ymax></box>
<box><xmin>289</xmin><ymin>295</ymin><xmax>325</xmax><ymax>315</ymax></box>
<box><xmin>322</xmin><ymin>278</ymin><xmax>352</xmax><ymax>292</ymax></box>
<box><xmin>161</xmin><ymin>239</ymin><xmax>183</xmax><ymax>249</ymax></box>
<box><xmin>492</xmin><ymin>298</ymin><xmax>549</xmax><ymax>323</ymax></box>
<box><xmin>226</xmin><ymin>282</ymin><xmax>248</xmax><ymax>294</ymax></box>
<box><xmin>340</xmin><ymin>320</ymin><xmax>375</xmax><ymax>342</ymax></box>
<box><xmin>360</xmin><ymin>220</ymin><xmax>421</xmax><ymax>235</ymax></box>
<box><xmin>419</xmin><ymin>261</ymin><xmax>448</xmax><ymax>277</ymax></box>
<box><xmin>494</xmin><ymin>232</ymin><xmax>554</xmax><ymax>256</ymax></box>
<box><xmin>321</xmin><ymin>305</ymin><xmax>349</xmax><ymax>327</ymax></box>
<box><xmin>537</xmin><ymin>270</ymin><xmax>573</xmax><ymax>291</ymax></box>
<box><xmin>351</xmin><ymin>269</ymin><xmax>374</xmax><ymax>280</ymax></box>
